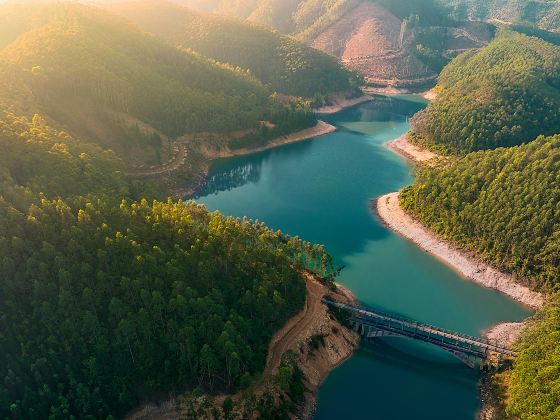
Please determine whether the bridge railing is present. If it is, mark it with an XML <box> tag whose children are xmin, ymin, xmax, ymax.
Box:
<box><xmin>322</xmin><ymin>297</ymin><xmax>510</xmax><ymax>351</ymax></box>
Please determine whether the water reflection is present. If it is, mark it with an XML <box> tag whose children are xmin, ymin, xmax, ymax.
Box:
<box><xmin>196</xmin><ymin>162</ymin><xmax>262</xmax><ymax>197</ymax></box>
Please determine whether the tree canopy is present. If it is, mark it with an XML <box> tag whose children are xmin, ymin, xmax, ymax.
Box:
<box><xmin>110</xmin><ymin>0</ymin><xmax>358</xmax><ymax>98</ymax></box>
<box><xmin>401</xmin><ymin>134</ymin><xmax>560</xmax><ymax>291</ymax></box>
<box><xmin>410</xmin><ymin>28</ymin><xmax>560</xmax><ymax>153</ymax></box>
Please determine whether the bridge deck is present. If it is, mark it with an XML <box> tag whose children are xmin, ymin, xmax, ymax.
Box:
<box><xmin>324</xmin><ymin>299</ymin><xmax>516</xmax><ymax>357</ymax></box>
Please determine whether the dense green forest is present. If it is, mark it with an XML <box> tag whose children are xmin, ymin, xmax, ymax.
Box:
<box><xmin>0</xmin><ymin>3</ymin><xmax>339</xmax><ymax>418</ymax></box>
<box><xmin>410</xmin><ymin>28</ymin><xmax>560</xmax><ymax>153</ymax></box>
<box><xmin>0</xmin><ymin>92</ymin><xmax>331</xmax><ymax>420</ymax></box>
<box><xmin>0</xmin><ymin>3</ymin><xmax>320</xmax><ymax>169</ymax></box>
<box><xmin>507</xmin><ymin>293</ymin><xmax>560</xmax><ymax>418</ymax></box>
<box><xmin>109</xmin><ymin>0</ymin><xmax>358</xmax><ymax>98</ymax></box>
<box><xmin>401</xmin><ymin>135</ymin><xmax>560</xmax><ymax>290</ymax></box>
<box><xmin>0</xmin><ymin>192</ymin><xmax>331</xmax><ymax>417</ymax></box>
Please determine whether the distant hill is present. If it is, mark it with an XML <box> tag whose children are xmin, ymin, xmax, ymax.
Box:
<box><xmin>184</xmin><ymin>0</ymin><xmax>495</xmax><ymax>90</ymax></box>
<box><xmin>442</xmin><ymin>0</ymin><xmax>560</xmax><ymax>32</ymax></box>
<box><xmin>0</xmin><ymin>3</ymin><xmax>277</xmax><ymax>167</ymax></box>
<box><xmin>410</xmin><ymin>28</ymin><xmax>560</xmax><ymax>153</ymax></box>
<box><xmin>109</xmin><ymin>0</ymin><xmax>358</xmax><ymax>98</ymax></box>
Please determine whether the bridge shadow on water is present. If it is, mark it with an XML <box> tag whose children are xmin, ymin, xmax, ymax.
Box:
<box><xmin>360</xmin><ymin>339</ymin><xmax>478</xmax><ymax>390</ymax></box>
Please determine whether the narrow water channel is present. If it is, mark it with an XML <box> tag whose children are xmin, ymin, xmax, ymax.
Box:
<box><xmin>194</xmin><ymin>95</ymin><xmax>531</xmax><ymax>419</ymax></box>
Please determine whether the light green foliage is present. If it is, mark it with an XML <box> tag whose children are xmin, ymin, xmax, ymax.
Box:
<box><xmin>0</xmin><ymin>112</ymin><xmax>128</xmax><ymax>204</ymax></box>
<box><xmin>0</xmin><ymin>3</ymin><xmax>272</xmax><ymax>164</ymax></box>
<box><xmin>401</xmin><ymin>135</ymin><xmax>560</xmax><ymax>290</ymax></box>
<box><xmin>410</xmin><ymin>29</ymin><xmax>560</xmax><ymax>153</ymax></box>
<box><xmin>110</xmin><ymin>0</ymin><xmax>357</xmax><ymax>97</ymax></box>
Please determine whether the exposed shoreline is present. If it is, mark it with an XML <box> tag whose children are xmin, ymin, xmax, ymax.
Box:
<box><xmin>177</xmin><ymin>120</ymin><xmax>337</xmax><ymax>198</ymax></box>
<box><xmin>386</xmin><ymin>133</ymin><xmax>439</xmax><ymax>164</ymax></box>
<box><xmin>374</xmin><ymin>192</ymin><xmax>545</xmax><ymax>309</ymax></box>
<box><xmin>127</xmin><ymin>275</ymin><xmax>360</xmax><ymax>419</ymax></box>
<box><xmin>205</xmin><ymin>120</ymin><xmax>337</xmax><ymax>159</ymax></box>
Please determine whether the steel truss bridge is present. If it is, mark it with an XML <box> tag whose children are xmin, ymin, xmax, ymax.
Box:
<box><xmin>323</xmin><ymin>298</ymin><xmax>517</xmax><ymax>368</ymax></box>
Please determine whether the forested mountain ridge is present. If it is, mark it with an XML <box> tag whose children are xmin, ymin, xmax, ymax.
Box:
<box><xmin>0</xmin><ymin>2</ymin><xmax>300</xmax><ymax>169</ymax></box>
<box><xmin>0</xmin><ymin>191</ymin><xmax>331</xmax><ymax>417</ymax></box>
<box><xmin>179</xmin><ymin>0</ymin><xmax>494</xmax><ymax>89</ymax></box>
<box><xmin>0</xmin><ymin>2</ymin><xmax>341</xmax><ymax>418</ymax></box>
<box><xmin>0</xmin><ymin>111</ymin><xmax>331</xmax><ymax>417</ymax></box>
<box><xmin>109</xmin><ymin>0</ymin><xmax>359</xmax><ymax>98</ymax></box>
<box><xmin>442</xmin><ymin>0</ymin><xmax>560</xmax><ymax>32</ymax></box>
<box><xmin>410</xmin><ymin>28</ymin><xmax>560</xmax><ymax>153</ymax></box>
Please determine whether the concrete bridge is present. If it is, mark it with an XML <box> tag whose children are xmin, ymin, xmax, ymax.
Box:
<box><xmin>323</xmin><ymin>298</ymin><xmax>516</xmax><ymax>368</ymax></box>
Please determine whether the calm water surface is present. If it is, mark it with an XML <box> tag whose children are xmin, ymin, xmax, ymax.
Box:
<box><xmin>194</xmin><ymin>96</ymin><xmax>531</xmax><ymax>419</ymax></box>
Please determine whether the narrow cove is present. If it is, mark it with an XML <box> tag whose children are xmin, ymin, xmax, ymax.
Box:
<box><xmin>193</xmin><ymin>96</ymin><xmax>531</xmax><ymax>419</ymax></box>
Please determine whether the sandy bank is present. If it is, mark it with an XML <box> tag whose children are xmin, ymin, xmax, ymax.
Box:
<box><xmin>387</xmin><ymin>134</ymin><xmax>439</xmax><ymax>164</ymax></box>
<box><xmin>206</xmin><ymin>120</ymin><xmax>337</xmax><ymax>159</ymax></box>
<box><xmin>421</xmin><ymin>88</ymin><xmax>438</xmax><ymax>100</ymax></box>
<box><xmin>374</xmin><ymin>192</ymin><xmax>545</xmax><ymax>309</ymax></box>
<box><xmin>315</xmin><ymin>94</ymin><xmax>373</xmax><ymax>114</ymax></box>
<box><xmin>484</xmin><ymin>322</ymin><xmax>526</xmax><ymax>348</ymax></box>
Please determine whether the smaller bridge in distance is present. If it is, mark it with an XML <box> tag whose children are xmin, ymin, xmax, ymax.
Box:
<box><xmin>323</xmin><ymin>298</ymin><xmax>517</xmax><ymax>368</ymax></box>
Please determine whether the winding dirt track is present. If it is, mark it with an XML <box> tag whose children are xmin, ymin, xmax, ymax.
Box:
<box><xmin>263</xmin><ymin>276</ymin><xmax>324</xmax><ymax>379</ymax></box>
<box><xmin>126</xmin><ymin>144</ymin><xmax>187</xmax><ymax>177</ymax></box>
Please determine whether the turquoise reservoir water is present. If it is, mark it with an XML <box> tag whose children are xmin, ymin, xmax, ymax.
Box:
<box><xmin>194</xmin><ymin>96</ymin><xmax>531</xmax><ymax>419</ymax></box>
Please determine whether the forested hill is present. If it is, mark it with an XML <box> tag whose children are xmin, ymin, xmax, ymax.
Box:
<box><xmin>0</xmin><ymin>3</ymin><xmax>278</xmax><ymax>167</ymax></box>
<box><xmin>178</xmin><ymin>0</ymin><xmax>352</xmax><ymax>35</ymax></box>
<box><xmin>401</xmin><ymin>135</ymin><xmax>560</xmax><ymax>291</ymax></box>
<box><xmin>442</xmin><ymin>0</ymin><xmax>560</xmax><ymax>32</ymax></box>
<box><xmin>0</xmin><ymin>13</ymin><xmax>333</xmax><ymax>416</ymax></box>
<box><xmin>400</xmin><ymin>135</ymin><xmax>560</xmax><ymax>417</ymax></box>
<box><xmin>410</xmin><ymin>28</ymin><xmax>560</xmax><ymax>153</ymax></box>
<box><xmin>0</xmin><ymin>190</ymin><xmax>328</xmax><ymax>418</ymax></box>
<box><xmin>180</xmin><ymin>0</ymin><xmax>495</xmax><ymax>89</ymax></box>
<box><xmin>110</xmin><ymin>0</ymin><xmax>358</xmax><ymax>98</ymax></box>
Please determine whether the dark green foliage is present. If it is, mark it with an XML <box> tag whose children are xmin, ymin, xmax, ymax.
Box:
<box><xmin>401</xmin><ymin>135</ymin><xmax>560</xmax><ymax>290</ymax></box>
<box><xmin>411</xmin><ymin>29</ymin><xmax>560</xmax><ymax>153</ymax></box>
<box><xmin>0</xmin><ymin>195</ymin><xmax>334</xmax><ymax>418</ymax></box>
<box><xmin>230</xmin><ymin>101</ymin><xmax>316</xmax><ymax>150</ymax></box>
<box><xmin>508</xmin><ymin>294</ymin><xmax>560</xmax><ymax>418</ymax></box>
<box><xmin>308</xmin><ymin>334</ymin><xmax>326</xmax><ymax>351</ymax></box>
<box><xmin>110</xmin><ymin>0</ymin><xmax>358</xmax><ymax>97</ymax></box>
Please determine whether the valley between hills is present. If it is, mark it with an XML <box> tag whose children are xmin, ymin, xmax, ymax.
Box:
<box><xmin>1</xmin><ymin>1</ymin><xmax>560</xmax><ymax>419</ymax></box>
